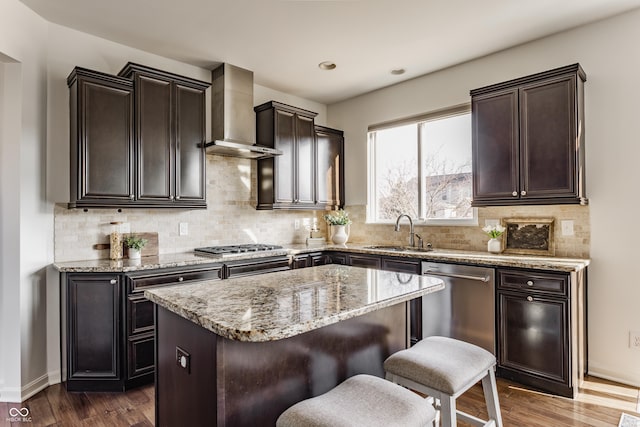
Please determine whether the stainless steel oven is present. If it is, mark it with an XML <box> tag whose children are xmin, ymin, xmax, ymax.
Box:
<box><xmin>421</xmin><ymin>261</ymin><xmax>495</xmax><ymax>354</ymax></box>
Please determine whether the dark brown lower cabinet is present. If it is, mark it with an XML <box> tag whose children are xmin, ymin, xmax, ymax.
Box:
<box><xmin>496</xmin><ymin>268</ymin><xmax>586</xmax><ymax>398</ymax></box>
<box><xmin>64</xmin><ymin>273</ymin><xmax>123</xmax><ymax>392</ymax></box>
<box><xmin>63</xmin><ymin>257</ymin><xmax>291</xmax><ymax>391</ymax></box>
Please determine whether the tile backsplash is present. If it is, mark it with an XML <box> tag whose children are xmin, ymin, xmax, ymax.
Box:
<box><xmin>55</xmin><ymin>155</ymin><xmax>590</xmax><ymax>262</ymax></box>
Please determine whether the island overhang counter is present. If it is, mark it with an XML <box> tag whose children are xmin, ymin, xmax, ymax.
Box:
<box><xmin>145</xmin><ymin>264</ymin><xmax>444</xmax><ymax>427</ymax></box>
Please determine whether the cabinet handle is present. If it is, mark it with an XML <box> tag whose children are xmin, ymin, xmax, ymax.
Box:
<box><xmin>512</xmin><ymin>191</ymin><xmax>518</xmax><ymax>197</ymax></box>
<box><xmin>129</xmin><ymin>194</ymin><xmax>135</xmax><ymax>200</ymax></box>
<box><xmin>521</xmin><ymin>190</ymin><xmax>527</xmax><ymax>196</ymax></box>
<box><xmin>526</xmin><ymin>296</ymin><xmax>533</xmax><ymax>302</ymax></box>
<box><xmin>526</xmin><ymin>280</ymin><xmax>534</xmax><ymax>286</ymax></box>
<box><xmin>170</xmin><ymin>195</ymin><xmax>175</xmax><ymax>200</ymax></box>
<box><xmin>110</xmin><ymin>279</ymin><xmax>117</xmax><ymax>285</ymax></box>
<box><xmin>178</xmin><ymin>276</ymin><xmax>184</xmax><ymax>282</ymax></box>
<box><xmin>176</xmin><ymin>195</ymin><xmax>180</xmax><ymax>200</ymax></box>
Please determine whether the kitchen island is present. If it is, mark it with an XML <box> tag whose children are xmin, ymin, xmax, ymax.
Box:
<box><xmin>145</xmin><ymin>264</ymin><xmax>444</xmax><ymax>427</ymax></box>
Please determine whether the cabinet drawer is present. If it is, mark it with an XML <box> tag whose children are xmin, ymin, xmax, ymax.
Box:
<box><xmin>225</xmin><ymin>256</ymin><xmax>290</xmax><ymax>279</ymax></box>
<box><xmin>127</xmin><ymin>265</ymin><xmax>223</xmax><ymax>293</ymax></box>
<box><xmin>127</xmin><ymin>333</ymin><xmax>155</xmax><ymax>379</ymax></box>
<box><xmin>128</xmin><ymin>296</ymin><xmax>154</xmax><ymax>335</ymax></box>
<box><xmin>498</xmin><ymin>270</ymin><xmax>568</xmax><ymax>296</ymax></box>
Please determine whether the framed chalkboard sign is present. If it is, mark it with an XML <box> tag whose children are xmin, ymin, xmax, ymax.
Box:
<box><xmin>502</xmin><ymin>218</ymin><xmax>555</xmax><ymax>256</ymax></box>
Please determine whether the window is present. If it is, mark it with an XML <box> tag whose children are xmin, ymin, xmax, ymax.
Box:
<box><xmin>367</xmin><ymin>105</ymin><xmax>475</xmax><ymax>225</ymax></box>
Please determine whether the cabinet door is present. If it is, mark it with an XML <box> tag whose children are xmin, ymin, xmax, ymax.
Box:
<box><xmin>519</xmin><ymin>75</ymin><xmax>577</xmax><ymax>200</ymax></box>
<box><xmin>315</xmin><ymin>126</ymin><xmax>344</xmax><ymax>208</ymax></box>
<box><xmin>381</xmin><ymin>257</ymin><xmax>422</xmax><ymax>345</ymax></box>
<box><xmin>71</xmin><ymin>72</ymin><xmax>134</xmax><ymax>205</ymax></box>
<box><xmin>67</xmin><ymin>274</ymin><xmax>122</xmax><ymax>384</ymax></box>
<box><xmin>497</xmin><ymin>291</ymin><xmax>569</xmax><ymax>385</ymax></box>
<box><xmin>274</xmin><ymin>109</ymin><xmax>296</xmax><ymax>204</ymax></box>
<box><xmin>135</xmin><ymin>74</ymin><xmax>174</xmax><ymax>202</ymax></box>
<box><xmin>296</xmin><ymin>114</ymin><xmax>316</xmax><ymax>206</ymax></box>
<box><xmin>472</xmin><ymin>89</ymin><xmax>519</xmax><ymax>203</ymax></box>
<box><xmin>175</xmin><ymin>83</ymin><xmax>206</xmax><ymax>204</ymax></box>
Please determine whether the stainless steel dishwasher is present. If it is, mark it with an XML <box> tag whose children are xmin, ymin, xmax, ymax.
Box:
<box><xmin>421</xmin><ymin>261</ymin><xmax>495</xmax><ymax>354</ymax></box>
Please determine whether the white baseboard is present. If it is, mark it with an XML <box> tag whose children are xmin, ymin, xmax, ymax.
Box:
<box><xmin>0</xmin><ymin>371</ymin><xmax>60</xmax><ymax>403</ymax></box>
<box><xmin>47</xmin><ymin>369</ymin><xmax>61</xmax><ymax>386</ymax></box>
<box><xmin>20</xmin><ymin>373</ymin><xmax>50</xmax><ymax>402</ymax></box>
<box><xmin>0</xmin><ymin>385</ymin><xmax>22</xmax><ymax>403</ymax></box>
<box><xmin>588</xmin><ymin>363</ymin><xmax>640</xmax><ymax>388</ymax></box>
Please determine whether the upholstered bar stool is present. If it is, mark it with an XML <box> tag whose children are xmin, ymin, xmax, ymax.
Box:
<box><xmin>384</xmin><ymin>336</ymin><xmax>503</xmax><ymax>427</ymax></box>
<box><xmin>276</xmin><ymin>374</ymin><xmax>436</xmax><ymax>427</ymax></box>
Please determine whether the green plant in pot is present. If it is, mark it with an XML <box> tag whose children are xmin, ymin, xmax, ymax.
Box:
<box><xmin>124</xmin><ymin>235</ymin><xmax>147</xmax><ymax>260</ymax></box>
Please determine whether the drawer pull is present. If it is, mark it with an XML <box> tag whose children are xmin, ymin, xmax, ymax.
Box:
<box><xmin>178</xmin><ymin>276</ymin><xmax>184</xmax><ymax>282</ymax></box>
<box><xmin>526</xmin><ymin>280</ymin><xmax>534</xmax><ymax>286</ymax></box>
<box><xmin>512</xmin><ymin>191</ymin><xmax>518</xmax><ymax>197</ymax></box>
<box><xmin>526</xmin><ymin>296</ymin><xmax>533</xmax><ymax>302</ymax></box>
<box><xmin>110</xmin><ymin>279</ymin><xmax>117</xmax><ymax>285</ymax></box>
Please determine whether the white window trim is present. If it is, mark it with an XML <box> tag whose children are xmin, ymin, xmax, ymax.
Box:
<box><xmin>366</xmin><ymin>103</ymin><xmax>475</xmax><ymax>226</ymax></box>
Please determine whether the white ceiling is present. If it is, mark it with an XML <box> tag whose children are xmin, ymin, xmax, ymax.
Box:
<box><xmin>20</xmin><ymin>0</ymin><xmax>640</xmax><ymax>104</ymax></box>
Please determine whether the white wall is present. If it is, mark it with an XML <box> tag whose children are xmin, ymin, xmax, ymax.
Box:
<box><xmin>0</xmin><ymin>0</ymin><xmax>50</xmax><ymax>402</ymax></box>
<box><xmin>329</xmin><ymin>9</ymin><xmax>640</xmax><ymax>386</ymax></box>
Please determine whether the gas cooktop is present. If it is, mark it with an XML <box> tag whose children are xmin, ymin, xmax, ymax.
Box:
<box><xmin>194</xmin><ymin>243</ymin><xmax>284</xmax><ymax>256</ymax></box>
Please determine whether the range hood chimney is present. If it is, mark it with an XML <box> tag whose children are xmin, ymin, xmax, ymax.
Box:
<box><xmin>205</xmin><ymin>63</ymin><xmax>281</xmax><ymax>159</ymax></box>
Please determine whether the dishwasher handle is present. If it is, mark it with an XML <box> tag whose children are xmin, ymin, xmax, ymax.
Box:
<box><xmin>422</xmin><ymin>269</ymin><xmax>490</xmax><ymax>283</ymax></box>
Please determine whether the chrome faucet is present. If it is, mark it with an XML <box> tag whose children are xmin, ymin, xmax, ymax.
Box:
<box><xmin>395</xmin><ymin>214</ymin><xmax>420</xmax><ymax>248</ymax></box>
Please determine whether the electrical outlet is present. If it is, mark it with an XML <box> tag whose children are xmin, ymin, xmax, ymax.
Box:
<box><xmin>176</xmin><ymin>346</ymin><xmax>191</xmax><ymax>373</ymax></box>
<box><xmin>630</xmin><ymin>331</ymin><xmax>640</xmax><ymax>349</ymax></box>
<box><xmin>561</xmin><ymin>220</ymin><xmax>574</xmax><ymax>236</ymax></box>
<box><xmin>294</xmin><ymin>219</ymin><xmax>300</xmax><ymax>230</ymax></box>
<box><xmin>179</xmin><ymin>222</ymin><xmax>188</xmax><ymax>236</ymax></box>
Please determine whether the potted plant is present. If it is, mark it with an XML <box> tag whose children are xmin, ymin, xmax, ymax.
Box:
<box><xmin>482</xmin><ymin>224</ymin><xmax>505</xmax><ymax>254</ymax></box>
<box><xmin>324</xmin><ymin>209</ymin><xmax>352</xmax><ymax>245</ymax></box>
<box><xmin>124</xmin><ymin>235</ymin><xmax>147</xmax><ymax>260</ymax></box>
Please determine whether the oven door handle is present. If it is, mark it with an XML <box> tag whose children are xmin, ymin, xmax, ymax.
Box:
<box><xmin>422</xmin><ymin>269</ymin><xmax>491</xmax><ymax>283</ymax></box>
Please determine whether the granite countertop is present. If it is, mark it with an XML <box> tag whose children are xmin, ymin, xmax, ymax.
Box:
<box><xmin>289</xmin><ymin>244</ymin><xmax>590</xmax><ymax>272</ymax></box>
<box><xmin>54</xmin><ymin>243</ymin><xmax>589</xmax><ymax>273</ymax></box>
<box><xmin>53</xmin><ymin>249</ymin><xmax>289</xmax><ymax>273</ymax></box>
<box><xmin>144</xmin><ymin>264</ymin><xmax>444</xmax><ymax>342</ymax></box>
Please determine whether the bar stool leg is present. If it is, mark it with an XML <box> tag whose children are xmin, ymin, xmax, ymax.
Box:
<box><xmin>440</xmin><ymin>395</ymin><xmax>457</xmax><ymax>427</ymax></box>
<box><xmin>482</xmin><ymin>368</ymin><xmax>503</xmax><ymax>427</ymax></box>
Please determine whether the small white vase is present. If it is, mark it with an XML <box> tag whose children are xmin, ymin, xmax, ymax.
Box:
<box><xmin>487</xmin><ymin>238</ymin><xmax>502</xmax><ymax>254</ymax></box>
<box><xmin>128</xmin><ymin>248</ymin><xmax>141</xmax><ymax>260</ymax></box>
<box><xmin>331</xmin><ymin>225</ymin><xmax>349</xmax><ymax>245</ymax></box>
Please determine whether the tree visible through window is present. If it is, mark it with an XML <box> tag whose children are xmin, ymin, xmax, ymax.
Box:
<box><xmin>368</xmin><ymin>108</ymin><xmax>473</xmax><ymax>224</ymax></box>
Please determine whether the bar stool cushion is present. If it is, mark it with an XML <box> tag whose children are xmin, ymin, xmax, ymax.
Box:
<box><xmin>276</xmin><ymin>374</ymin><xmax>436</xmax><ymax>427</ymax></box>
<box><xmin>384</xmin><ymin>336</ymin><xmax>495</xmax><ymax>395</ymax></box>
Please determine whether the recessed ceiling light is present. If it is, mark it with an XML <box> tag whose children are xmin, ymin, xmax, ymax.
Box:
<box><xmin>391</xmin><ymin>68</ymin><xmax>406</xmax><ymax>75</ymax></box>
<box><xmin>318</xmin><ymin>61</ymin><xmax>337</xmax><ymax>70</ymax></box>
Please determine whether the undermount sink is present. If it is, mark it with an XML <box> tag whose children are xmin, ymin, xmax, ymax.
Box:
<box><xmin>364</xmin><ymin>245</ymin><xmax>407</xmax><ymax>251</ymax></box>
<box><xmin>364</xmin><ymin>245</ymin><xmax>433</xmax><ymax>253</ymax></box>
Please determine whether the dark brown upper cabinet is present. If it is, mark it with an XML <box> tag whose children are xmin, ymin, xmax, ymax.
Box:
<box><xmin>471</xmin><ymin>64</ymin><xmax>587</xmax><ymax>206</ymax></box>
<box><xmin>68</xmin><ymin>67</ymin><xmax>135</xmax><ymax>208</ymax></box>
<box><xmin>315</xmin><ymin>125</ymin><xmax>345</xmax><ymax>210</ymax></box>
<box><xmin>255</xmin><ymin>101</ymin><xmax>345</xmax><ymax>210</ymax></box>
<box><xmin>119</xmin><ymin>63</ymin><xmax>210</xmax><ymax>208</ymax></box>
<box><xmin>67</xmin><ymin>64</ymin><xmax>209</xmax><ymax>209</ymax></box>
<box><xmin>255</xmin><ymin>101</ymin><xmax>318</xmax><ymax>210</ymax></box>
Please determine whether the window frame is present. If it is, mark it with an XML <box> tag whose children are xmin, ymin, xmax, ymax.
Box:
<box><xmin>366</xmin><ymin>103</ymin><xmax>477</xmax><ymax>226</ymax></box>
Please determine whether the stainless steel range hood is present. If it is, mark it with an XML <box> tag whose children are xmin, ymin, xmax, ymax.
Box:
<box><xmin>205</xmin><ymin>63</ymin><xmax>281</xmax><ymax>159</ymax></box>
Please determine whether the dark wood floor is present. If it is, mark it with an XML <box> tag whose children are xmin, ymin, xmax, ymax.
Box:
<box><xmin>1</xmin><ymin>376</ymin><xmax>638</xmax><ymax>426</ymax></box>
